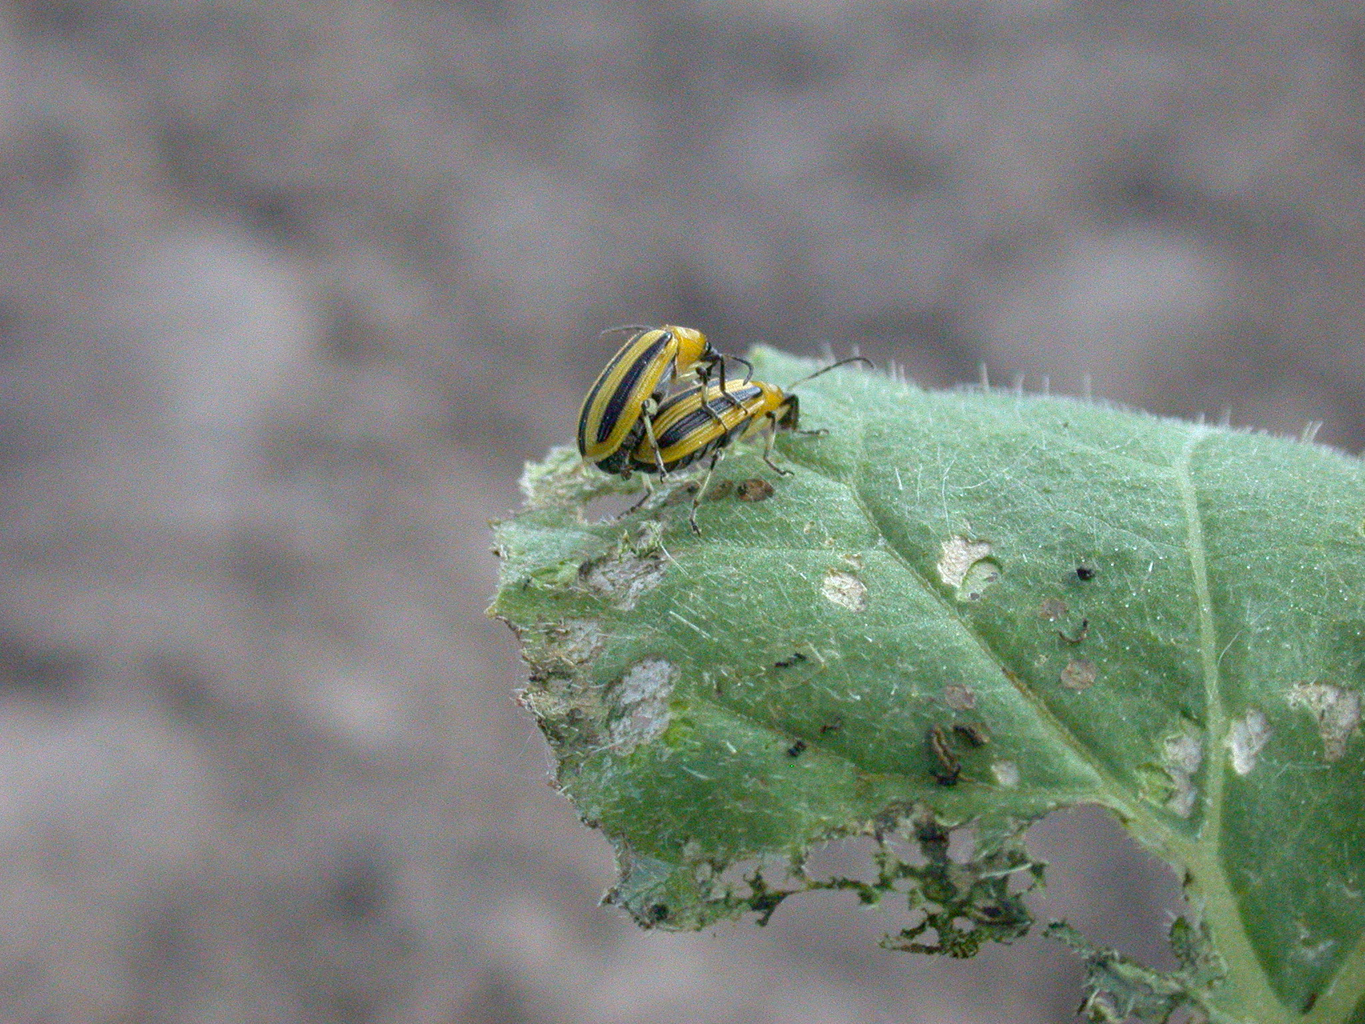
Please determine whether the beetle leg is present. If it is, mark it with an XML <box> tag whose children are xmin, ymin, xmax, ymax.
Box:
<box><xmin>695</xmin><ymin>359</ymin><xmax>737</xmax><ymax>424</ymax></box>
<box><xmin>714</xmin><ymin>357</ymin><xmax>731</xmax><ymax>405</ymax></box>
<box><xmin>618</xmin><ymin>475</ymin><xmax>655</xmax><ymax>519</ymax></box>
<box><xmin>640</xmin><ymin>398</ymin><xmax>669</xmax><ymax>478</ymax></box>
<box><xmin>762</xmin><ymin>414</ymin><xmax>793</xmax><ymax>476</ymax></box>
<box><xmin>715</xmin><ymin>357</ymin><xmax>755</xmax><ymax>414</ymax></box>
<box><xmin>689</xmin><ymin>453</ymin><xmax>722</xmax><ymax>536</ymax></box>
<box><xmin>700</xmin><ymin>372</ymin><xmax>729</xmax><ymax>427</ymax></box>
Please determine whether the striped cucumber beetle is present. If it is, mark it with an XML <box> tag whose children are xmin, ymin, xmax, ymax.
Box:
<box><xmin>627</xmin><ymin>356</ymin><xmax>872</xmax><ymax>533</ymax></box>
<box><xmin>576</xmin><ymin>325</ymin><xmax>752</xmax><ymax>476</ymax></box>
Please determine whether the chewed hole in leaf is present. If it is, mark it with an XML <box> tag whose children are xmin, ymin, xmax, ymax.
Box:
<box><xmin>957</xmin><ymin>559</ymin><xmax>1001</xmax><ymax>602</ymax></box>
<box><xmin>800</xmin><ymin>834</ymin><xmax>896</xmax><ymax>886</ymax></box>
<box><xmin>936</xmin><ymin>536</ymin><xmax>1000</xmax><ymax>603</ymax></box>
<box><xmin>682</xmin><ymin>817</ymin><xmax>1042</xmax><ymax>947</ymax></box>
<box><xmin>821</xmin><ymin>568</ymin><xmax>868</xmax><ymax>611</ymax></box>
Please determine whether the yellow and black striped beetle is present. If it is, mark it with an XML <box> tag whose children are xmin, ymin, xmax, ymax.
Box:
<box><xmin>627</xmin><ymin>356</ymin><xmax>872</xmax><ymax>533</ymax></box>
<box><xmin>576</xmin><ymin>325</ymin><xmax>752</xmax><ymax>475</ymax></box>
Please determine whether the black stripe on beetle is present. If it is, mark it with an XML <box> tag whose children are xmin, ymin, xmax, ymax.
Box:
<box><xmin>595</xmin><ymin>333</ymin><xmax>673</xmax><ymax>444</ymax></box>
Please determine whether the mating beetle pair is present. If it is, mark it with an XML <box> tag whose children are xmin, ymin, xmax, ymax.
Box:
<box><xmin>576</xmin><ymin>325</ymin><xmax>753</xmax><ymax>476</ymax></box>
<box><xmin>576</xmin><ymin>324</ymin><xmax>869</xmax><ymax>533</ymax></box>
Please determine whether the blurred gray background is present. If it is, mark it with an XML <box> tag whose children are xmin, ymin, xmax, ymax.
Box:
<box><xmin>0</xmin><ymin>0</ymin><xmax>1359</xmax><ymax>1021</ymax></box>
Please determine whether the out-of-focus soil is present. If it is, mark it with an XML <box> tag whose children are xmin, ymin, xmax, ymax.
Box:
<box><xmin>0</xmin><ymin>2</ymin><xmax>1359</xmax><ymax>1020</ymax></box>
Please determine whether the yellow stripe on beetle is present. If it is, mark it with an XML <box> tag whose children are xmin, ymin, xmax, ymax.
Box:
<box><xmin>576</xmin><ymin>325</ymin><xmax>751</xmax><ymax>475</ymax></box>
<box><xmin>630</xmin><ymin>379</ymin><xmax>790</xmax><ymax>476</ymax></box>
<box><xmin>626</xmin><ymin>357</ymin><xmax>872</xmax><ymax>534</ymax></box>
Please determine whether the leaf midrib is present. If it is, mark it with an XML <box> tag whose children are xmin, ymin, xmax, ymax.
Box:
<box><xmin>1174</xmin><ymin>432</ymin><xmax>1311</xmax><ymax>1024</ymax></box>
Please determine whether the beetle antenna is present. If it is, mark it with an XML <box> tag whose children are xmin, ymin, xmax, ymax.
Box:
<box><xmin>786</xmin><ymin>356</ymin><xmax>874</xmax><ymax>391</ymax></box>
<box><xmin>599</xmin><ymin>324</ymin><xmax>653</xmax><ymax>338</ymax></box>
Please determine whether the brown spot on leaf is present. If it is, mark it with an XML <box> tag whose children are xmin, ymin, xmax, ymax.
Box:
<box><xmin>944</xmin><ymin>682</ymin><xmax>976</xmax><ymax>711</ymax></box>
<box><xmin>1161</xmin><ymin>731</ymin><xmax>1203</xmax><ymax>817</ymax></box>
<box><xmin>705</xmin><ymin>479</ymin><xmax>735</xmax><ymax>501</ymax></box>
<box><xmin>736</xmin><ymin>478</ymin><xmax>775</xmax><ymax>502</ymax></box>
<box><xmin>992</xmin><ymin>760</ymin><xmax>1019</xmax><ymax>787</ymax></box>
<box><xmin>1059</xmin><ymin>659</ymin><xmax>1097</xmax><ymax>691</ymax></box>
<box><xmin>1039</xmin><ymin>597</ymin><xmax>1068</xmax><ymax>621</ymax></box>
<box><xmin>663</xmin><ymin>481</ymin><xmax>701</xmax><ymax>505</ymax></box>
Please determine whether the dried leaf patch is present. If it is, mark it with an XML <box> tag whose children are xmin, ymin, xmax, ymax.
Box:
<box><xmin>608</xmin><ymin>658</ymin><xmax>677</xmax><ymax>752</ymax></box>
<box><xmin>1228</xmin><ymin>709</ymin><xmax>1271</xmax><ymax>776</ymax></box>
<box><xmin>1288</xmin><ymin>681</ymin><xmax>1361</xmax><ymax>762</ymax></box>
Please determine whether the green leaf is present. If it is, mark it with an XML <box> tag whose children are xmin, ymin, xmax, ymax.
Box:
<box><xmin>490</xmin><ymin>347</ymin><xmax>1365</xmax><ymax>1024</ymax></box>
